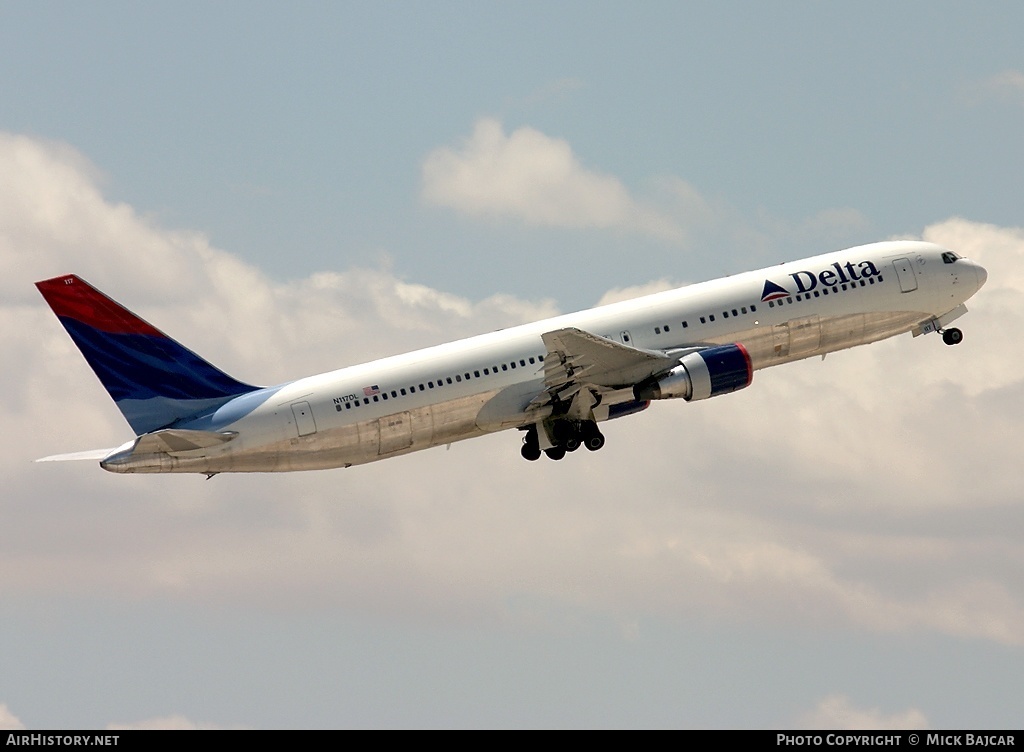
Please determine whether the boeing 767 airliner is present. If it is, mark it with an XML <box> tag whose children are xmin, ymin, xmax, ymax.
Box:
<box><xmin>36</xmin><ymin>240</ymin><xmax>987</xmax><ymax>474</ymax></box>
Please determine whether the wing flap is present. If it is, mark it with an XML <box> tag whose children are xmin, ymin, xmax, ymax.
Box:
<box><xmin>541</xmin><ymin>327</ymin><xmax>673</xmax><ymax>391</ymax></box>
<box><xmin>527</xmin><ymin>327</ymin><xmax>678</xmax><ymax>415</ymax></box>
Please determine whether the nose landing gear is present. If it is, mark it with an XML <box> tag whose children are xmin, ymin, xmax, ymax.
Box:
<box><xmin>941</xmin><ymin>327</ymin><xmax>963</xmax><ymax>346</ymax></box>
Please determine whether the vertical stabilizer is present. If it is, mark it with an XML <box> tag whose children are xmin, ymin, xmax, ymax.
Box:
<box><xmin>36</xmin><ymin>274</ymin><xmax>259</xmax><ymax>434</ymax></box>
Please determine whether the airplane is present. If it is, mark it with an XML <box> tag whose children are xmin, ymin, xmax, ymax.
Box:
<box><xmin>35</xmin><ymin>240</ymin><xmax>987</xmax><ymax>475</ymax></box>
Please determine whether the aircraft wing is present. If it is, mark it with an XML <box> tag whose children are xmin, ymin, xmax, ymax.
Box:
<box><xmin>536</xmin><ymin>327</ymin><xmax>676</xmax><ymax>405</ymax></box>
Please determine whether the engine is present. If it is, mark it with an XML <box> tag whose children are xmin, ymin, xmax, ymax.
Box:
<box><xmin>634</xmin><ymin>343</ymin><xmax>752</xmax><ymax>402</ymax></box>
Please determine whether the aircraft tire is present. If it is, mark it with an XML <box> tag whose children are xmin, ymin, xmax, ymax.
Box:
<box><xmin>942</xmin><ymin>328</ymin><xmax>963</xmax><ymax>346</ymax></box>
<box><xmin>584</xmin><ymin>432</ymin><xmax>605</xmax><ymax>451</ymax></box>
<box><xmin>521</xmin><ymin>443</ymin><xmax>542</xmax><ymax>461</ymax></box>
<box><xmin>545</xmin><ymin>447</ymin><xmax>566</xmax><ymax>461</ymax></box>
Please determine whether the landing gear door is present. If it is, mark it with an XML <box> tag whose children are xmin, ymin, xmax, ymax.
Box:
<box><xmin>893</xmin><ymin>257</ymin><xmax>918</xmax><ymax>293</ymax></box>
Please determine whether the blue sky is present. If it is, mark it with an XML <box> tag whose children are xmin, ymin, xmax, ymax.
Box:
<box><xmin>1</xmin><ymin>2</ymin><xmax>1023</xmax><ymax>729</ymax></box>
<box><xmin>5</xmin><ymin>2</ymin><xmax>1022</xmax><ymax>303</ymax></box>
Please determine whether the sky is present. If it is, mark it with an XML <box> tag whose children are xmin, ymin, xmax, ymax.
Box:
<box><xmin>1</xmin><ymin>1</ymin><xmax>1022</xmax><ymax>729</ymax></box>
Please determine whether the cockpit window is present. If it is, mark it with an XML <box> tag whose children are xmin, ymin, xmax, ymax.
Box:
<box><xmin>942</xmin><ymin>251</ymin><xmax>961</xmax><ymax>264</ymax></box>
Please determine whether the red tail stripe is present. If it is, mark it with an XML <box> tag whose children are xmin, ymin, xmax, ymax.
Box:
<box><xmin>35</xmin><ymin>275</ymin><xmax>164</xmax><ymax>337</ymax></box>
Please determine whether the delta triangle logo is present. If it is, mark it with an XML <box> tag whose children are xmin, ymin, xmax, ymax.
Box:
<box><xmin>760</xmin><ymin>279</ymin><xmax>790</xmax><ymax>302</ymax></box>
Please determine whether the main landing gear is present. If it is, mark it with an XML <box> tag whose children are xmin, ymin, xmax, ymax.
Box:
<box><xmin>941</xmin><ymin>327</ymin><xmax>963</xmax><ymax>346</ymax></box>
<box><xmin>520</xmin><ymin>421</ymin><xmax>605</xmax><ymax>461</ymax></box>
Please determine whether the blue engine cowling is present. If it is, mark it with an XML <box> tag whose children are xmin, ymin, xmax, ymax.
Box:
<box><xmin>634</xmin><ymin>343</ymin><xmax>752</xmax><ymax>401</ymax></box>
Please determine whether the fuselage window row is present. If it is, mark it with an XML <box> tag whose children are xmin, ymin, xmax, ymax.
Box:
<box><xmin>333</xmin><ymin>353</ymin><xmax>548</xmax><ymax>413</ymax></box>
<box><xmin>764</xmin><ymin>274</ymin><xmax>886</xmax><ymax>308</ymax></box>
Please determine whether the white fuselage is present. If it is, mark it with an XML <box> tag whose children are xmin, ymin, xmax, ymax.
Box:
<box><xmin>100</xmin><ymin>240</ymin><xmax>987</xmax><ymax>473</ymax></box>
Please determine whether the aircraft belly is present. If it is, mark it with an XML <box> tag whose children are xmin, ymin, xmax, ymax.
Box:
<box><xmin>721</xmin><ymin>310</ymin><xmax>932</xmax><ymax>370</ymax></box>
<box><xmin>105</xmin><ymin>389</ymin><xmax>502</xmax><ymax>473</ymax></box>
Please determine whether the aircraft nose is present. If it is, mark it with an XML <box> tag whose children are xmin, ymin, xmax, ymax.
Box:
<box><xmin>974</xmin><ymin>262</ymin><xmax>988</xmax><ymax>291</ymax></box>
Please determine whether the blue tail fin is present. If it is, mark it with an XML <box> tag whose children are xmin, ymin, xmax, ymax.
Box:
<box><xmin>36</xmin><ymin>274</ymin><xmax>259</xmax><ymax>434</ymax></box>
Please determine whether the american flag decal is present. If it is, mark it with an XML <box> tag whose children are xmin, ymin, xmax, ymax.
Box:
<box><xmin>363</xmin><ymin>385</ymin><xmax>380</xmax><ymax>397</ymax></box>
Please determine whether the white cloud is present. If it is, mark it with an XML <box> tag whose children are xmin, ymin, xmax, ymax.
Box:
<box><xmin>421</xmin><ymin>118</ymin><xmax>685</xmax><ymax>242</ymax></box>
<box><xmin>973</xmin><ymin>70</ymin><xmax>1024</xmax><ymax>105</ymax></box>
<box><xmin>3</xmin><ymin>132</ymin><xmax>1024</xmax><ymax>650</ymax></box>
<box><xmin>596</xmin><ymin>279</ymin><xmax>677</xmax><ymax>306</ymax></box>
<box><xmin>106</xmin><ymin>715</ymin><xmax>230</xmax><ymax>730</ymax></box>
<box><xmin>795</xmin><ymin>694</ymin><xmax>928</xmax><ymax>730</ymax></box>
<box><xmin>0</xmin><ymin>704</ymin><xmax>26</xmax><ymax>730</ymax></box>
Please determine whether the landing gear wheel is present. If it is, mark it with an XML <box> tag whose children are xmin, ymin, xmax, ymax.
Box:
<box><xmin>942</xmin><ymin>327</ymin><xmax>963</xmax><ymax>346</ymax></box>
<box><xmin>580</xmin><ymin>421</ymin><xmax>605</xmax><ymax>451</ymax></box>
<box><xmin>521</xmin><ymin>442</ymin><xmax>542</xmax><ymax>461</ymax></box>
<box><xmin>521</xmin><ymin>427</ymin><xmax>542</xmax><ymax>461</ymax></box>
<box><xmin>545</xmin><ymin>446</ymin><xmax>566</xmax><ymax>461</ymax></box>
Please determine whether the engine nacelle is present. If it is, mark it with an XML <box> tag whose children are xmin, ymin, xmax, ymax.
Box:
<box><xmin>634</xmin><ymin>343</ymin><xmax>752</xmax><ymax>402</ymax></box>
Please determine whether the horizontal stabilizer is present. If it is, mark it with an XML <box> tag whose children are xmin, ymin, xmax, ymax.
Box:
<box><xmin>133</xmin><ymin>429</ymin><xmax>238</xmax><ymax>456</ymax></box>
<box><xmin>36</xmin><ymin>448</ymin><xmax>117</xmax><ymax>463</ymax></box>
